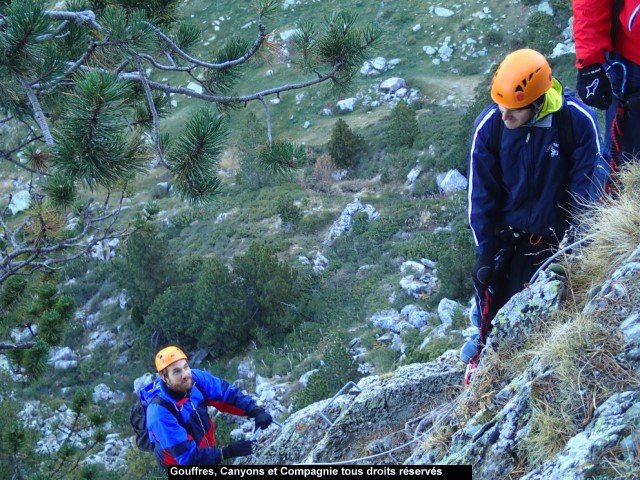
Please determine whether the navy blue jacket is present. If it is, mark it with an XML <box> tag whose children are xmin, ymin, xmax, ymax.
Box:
<box><xmin>467</xmin><ymin>82</ymin><xmax>601</xmax><ymax>257</ymax></box>
<box><xmin>141</xmin><ymin>369</ymin><xmax>257</xmax><ymax>465</ymax></box>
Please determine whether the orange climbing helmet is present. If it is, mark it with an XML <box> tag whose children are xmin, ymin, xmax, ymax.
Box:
<box><xmin>155</xmin><ymin>346</ymin><xmax>187</xmax><ymax>372</ymax></box>
<box><xmin>491</xmin><ymin>49</ymin><xmax>553</xmax><ymax>109</ymax></box>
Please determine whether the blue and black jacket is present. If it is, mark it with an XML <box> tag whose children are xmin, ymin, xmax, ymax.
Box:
<box><xmin>467</xmin><ymin>79</ymin><xmax>602</xmax><ymax>257</ymax></box>
<box><xmin>140</xmin><ymin>369</ymin><xmax>257</xmax><ymax>465</ymax></box>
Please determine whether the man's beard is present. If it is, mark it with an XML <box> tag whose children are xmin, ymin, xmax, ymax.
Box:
<box><xmin>170</xmin><ymin>376</ymin><xmax>193</xmax><ymax>394</ymax></box>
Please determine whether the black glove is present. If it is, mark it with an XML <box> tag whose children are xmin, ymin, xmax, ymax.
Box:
<box><xmin>248</xmin><ymin>407</ymin><xmax>273</xmax><ymax>430</ymax></box>
<box><xmin>576</xmin><ymin>64</ymin><xmax>612</xmax><ymax>110</ymax></box>
<box><xmin>472</xmin><ymin>254</ymin><xmax>494</xmax><ymax>289</ymax></box>
<box><xmin>222</xmin><ymin>439</ymin><xmax>253</xmax><ymax>459</ymax></box>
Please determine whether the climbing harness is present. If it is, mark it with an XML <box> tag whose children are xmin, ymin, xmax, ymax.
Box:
<box><xmin>465</xmin><ymin>233</ymin><xmax>595</xmax><ymax>387</ymax></box>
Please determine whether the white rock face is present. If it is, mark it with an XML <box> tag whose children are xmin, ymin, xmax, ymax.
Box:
<box><xmin>434</xmin><ymin>7</ymin><xmax>454</xmax><ymax>17</ymax></box>
<box><xmin>7</xmin><ymin>190</ymin><xmax>31</xmax><ymax>214</ymax></box>
<box><xmin>379</xmin><ymin>77</ymin><xmax>407</xmax><ymax>93</ymax></box>
<box><xmin>437</xmin><ymin>169</ymin><xmax>468</xmax><ymax>194</ymax></box>
<box><xmin>336</xmin><ymin>98</ymin><xmax>357</xmax><ymax>111</ymax></box>
<box><xmin>186</xmin><ymin>81</ymin><xmax>203</xmax><ymax>94</ymax></box>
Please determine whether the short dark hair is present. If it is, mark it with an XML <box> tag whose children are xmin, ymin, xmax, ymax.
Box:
<box><xmin>530</xmin><ymin>93</ymin><xmax>546</xmax><ymax>110</ymax></box>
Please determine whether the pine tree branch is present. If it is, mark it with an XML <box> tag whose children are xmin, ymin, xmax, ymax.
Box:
<box><xmin>0</xmin><ymin>201</ymin><xmax>135</xmax><ymax>284</ymax></box>
<box><xmin>135</xmin><ymin>53</ymin><xmax>193</xmax><ymax>72</ymax></box>
<box><xmin>61</xmin><ymin>39</ymin><xmax>99</xmax><ymax>79</ymax></box>
<box><xmin>44</xmin><ymin>10</ymin><xmax>101</xmax><ymax>31</ymax></box>
<box><xmin>1</xmin><ymin>150</ymin><xmax>41</xmax><ymax>174</ymax></box>
<box><xmin>142</xmin><ymin>15</ymin><xmax>268</xmax><ymax>70</ymax></box>
<box><xmin>136</xmin><ymin>59</ymin><xmax>170</xmax><ymax>168</ymax></box>
<box><xmin>122</xmin><ymin>62</ymin><xmax>340</xmax><ymax>105</ymax></box>
<box><xmin>18</xmin><ymin>77</ymin><xmax>54</xmax><ymax>146</ymax></box>
<box><xmin>0</xmin><ymin>132</ymin><xmax>46</xmax><ymax>174</ymax></box>
<box><xmin>0</xmin><ymin>341</ymin><xmax>37</xmax><ymax>351</ymax></box>
<box><xmin>35</xmin><ymin>20</ymin><xmax>71</xmax><ymax>41</ymax></box>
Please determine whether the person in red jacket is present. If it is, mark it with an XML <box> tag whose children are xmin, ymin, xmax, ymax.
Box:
<box><xmin>573</xmin><ymin>0</ymin><xmax>640</xmax><ymax>182</ymax></box>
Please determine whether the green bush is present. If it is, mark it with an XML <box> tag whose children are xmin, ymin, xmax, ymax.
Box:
<box><xmin>298</xmin><ymin>210</ymin><xmax>335</xmax><ymax>235</ymax></box>
<box><xmin>237</xmin><ymin>111</ymin><xmax>279</xmax><ymax>189</ymax></box>
<box><xmin>140</xmin><ymin>256</ymin><xmax>248</xmax><ymax>360</ymax></box>
<box><xmin>276</xmin><ymin>195</ymin><xmax>302</xmax><ymax>229</ymax></box>
<box><xmin>351</xmin><ymin>211</ymin><xmax>369</xmax><ymax>235</ymax></box>
<box><xmin>116</xmin><ymin>223</ymin><xmax>176</xmax><ymax>326</ymax></box>
<box><xmin>394</xmin><ymin>219</ymin><xmax>474</xmax><ymax>302</ymax></box>
<box><xmin>451</xmin><ymin>306</ymin><xmax>469</xmax><ymax>330</ymax></box>
<box><xmin>411</xmin><ymin>173</ymin><xmax>439</xmax><ymax>198</ymax></box>
<box><xmin>389</xmin><ymin>100</ymin><xmax>419</xmax><ymax>148</ymax></box>
<box><xmin>231</xmin><ymin>242</ymin><xmax>304</xmax><ymax>340</ymax></box>
<box><xmin>483</xmin><ymin>30</ymin><xmax>503</xmax><ymax>47</ymax></box>
<box><xmin>150</xmin><ymin>183</ymin><xmax>171</xmax><ymax>199</ymax></box>
<box><xmin>526</xmin><ymin>12</ymin><xmax>561</xmax><ymax>55</ymax></box>
<box><xmin>327</xmin><ymin>118</ymin><xmax>364</xmax><ymax>168</ymax></box>
<box><xmin>405</xmin><ymin>335</ymin><xmax>462</xmax><ymax>364</ymax></box>
<box><xmin>293</xmin><ymin>338</ymin><xmax>362</xmax><ymax>410</ymax></box>
<box><xmin>380</xmin><ymin>147</ymin><xmax>417</xmax><ymax>183</ymax></box>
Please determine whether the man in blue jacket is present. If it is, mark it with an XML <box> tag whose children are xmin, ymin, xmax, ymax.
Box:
<box><xmin>141</xmin><ymin>346</ymin><xmax>272</xmax><ymax>466</ymax></box>
<box><xmin>463</xmin><ymin>49</ymin><xmax>601</xmax><ymax>374</ymax></box>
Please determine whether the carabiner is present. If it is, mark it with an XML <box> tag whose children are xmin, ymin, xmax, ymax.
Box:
<box><xmin>606</xmin><ymin>61</ymin><xmax>628</xmax><ymax>98</ymax></box>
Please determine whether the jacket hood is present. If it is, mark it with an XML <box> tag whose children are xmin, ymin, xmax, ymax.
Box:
<box><xmin>537</xmin><ymin>78</ymin><xmax>563</xmax><ymax>121</ymax></box>
<box><xmin>139</xmin><ymin>376</ymin><xmax>163</xmax><ymax>403</ymax></box>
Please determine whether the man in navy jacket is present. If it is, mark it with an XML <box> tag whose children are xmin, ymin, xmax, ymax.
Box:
<box><xmin>141</xmin><ymin>346</ymin><xmax>272</xmax><ymax>466</ymax></box>
<box><xmin>463</xmin><ymin>49</ymin><xmax>601</xmax><ymax>368</ymax></box>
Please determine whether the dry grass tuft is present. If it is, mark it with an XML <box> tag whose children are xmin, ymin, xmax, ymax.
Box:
<box><xmin>592</xmin><ymin>429</ymin><xmax>640</xmax><ymax>480</ymax></box>
<box><xmin>573</xmin><ymin>163</ymin><xmax>640</xmax><ymax>292</ymax></box>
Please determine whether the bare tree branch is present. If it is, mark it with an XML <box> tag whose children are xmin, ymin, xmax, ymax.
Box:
<box><xmin>0</xmin><ymin>341</ymin><xmax>37</xmax><ymax>351</ymax></box>
<box><xmin>18</xmin><ymin>77</ymin><xmax>54</xmax><ymax>145</ymax></box>
<box><xmin>44</xmin><ymin>10</ymin><xmax>101</xmax><ymax>31</ymax></box>
<box><xmin>121</xmin><ymin>62</ymin><xmax>340</xmax><ymax>104</ymax></box>
<box><xmin>143</xmin><ymin>16</ymin><xmax>268</xmax><ymax>70</ymax></box>
<box><xmin>136</xmin><ymin>59</ymin><xmax>170</xmax><ymax>168</ymax></box>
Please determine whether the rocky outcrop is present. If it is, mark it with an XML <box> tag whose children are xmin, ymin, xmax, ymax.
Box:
<box><xmin>404</xmin><ymin>246</ymin><xmax>640</xmax><ymax>478</ymax></box>
<box><xmin>247</xmin><ymin>245</ymin><xmax>639</xmax><ymax>477</ymax></box>
<box><xmin>249</xmin><ymin>353</ymin><xmax>463</xmax><ymax>464</ymax></box>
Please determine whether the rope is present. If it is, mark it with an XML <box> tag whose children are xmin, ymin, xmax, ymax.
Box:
<box><xmin>296</xmin><ymin>402</ymin><xmax>459</xmax><ymax>466</ymax></box>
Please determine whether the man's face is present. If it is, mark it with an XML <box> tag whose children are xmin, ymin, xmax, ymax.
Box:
<box><xmin>162</xmin><ymin>359</ymin><xmax>193</xmax><ymax>394</ymax></box>
<box><xmin>498</xmin><ymin>105</ymin><xmax>534</xmax><ymax>129</ymax></box>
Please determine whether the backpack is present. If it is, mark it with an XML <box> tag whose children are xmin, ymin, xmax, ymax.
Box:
<box><xmin>490</xmin><ymin>92</ymin><xmax>576</xmax><ymax>156</ymax></box>
<box><xmin>130</xmin><ymin>394</ymin><xmax>181</xmax><ymax>452</ymax></box>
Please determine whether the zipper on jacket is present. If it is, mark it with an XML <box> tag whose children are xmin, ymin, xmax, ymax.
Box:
<box><xmin>190</xmin><ymin>400</ymin><xmax>212</xmax><ymax>447</ymax></box>
<box><xmin>526</xmin><ymin>127</ymin><xmax>534</xmax><ymax>224</ymax></box>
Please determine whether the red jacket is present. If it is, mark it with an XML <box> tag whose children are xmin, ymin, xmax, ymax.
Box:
<box><xmin>573</xmin><ymin>0</ymin><xmax>640</xmax><ymax>67</ymax></box>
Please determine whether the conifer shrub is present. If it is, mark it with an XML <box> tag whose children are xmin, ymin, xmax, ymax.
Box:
<box><xmin>276</xmin><ymin>195</ymin><xmax>302</xmax><ymax>230</ymax></box>
<box><xmin>327</xmin><ymin>118</ymin><xmax>364</xmax><ymax>168</ymax></box>
<box><xmin>526</xmin><ymin>12</ymin><xmax>561</xmax><ymax>55</ymax></box>
<box><xmin>293</xmin><ymin>337</ymin><xmax>362</xmax><ymax>411</ymax></box>
<box><xmin>389</xmin><ymin>100</ymin><xmax>419</xmax><ymax>148</ymax></box>
<box><xmin>298</xmin><ymin>210</ymin><xmax>335</xmax><ymax>235</ymax></box>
